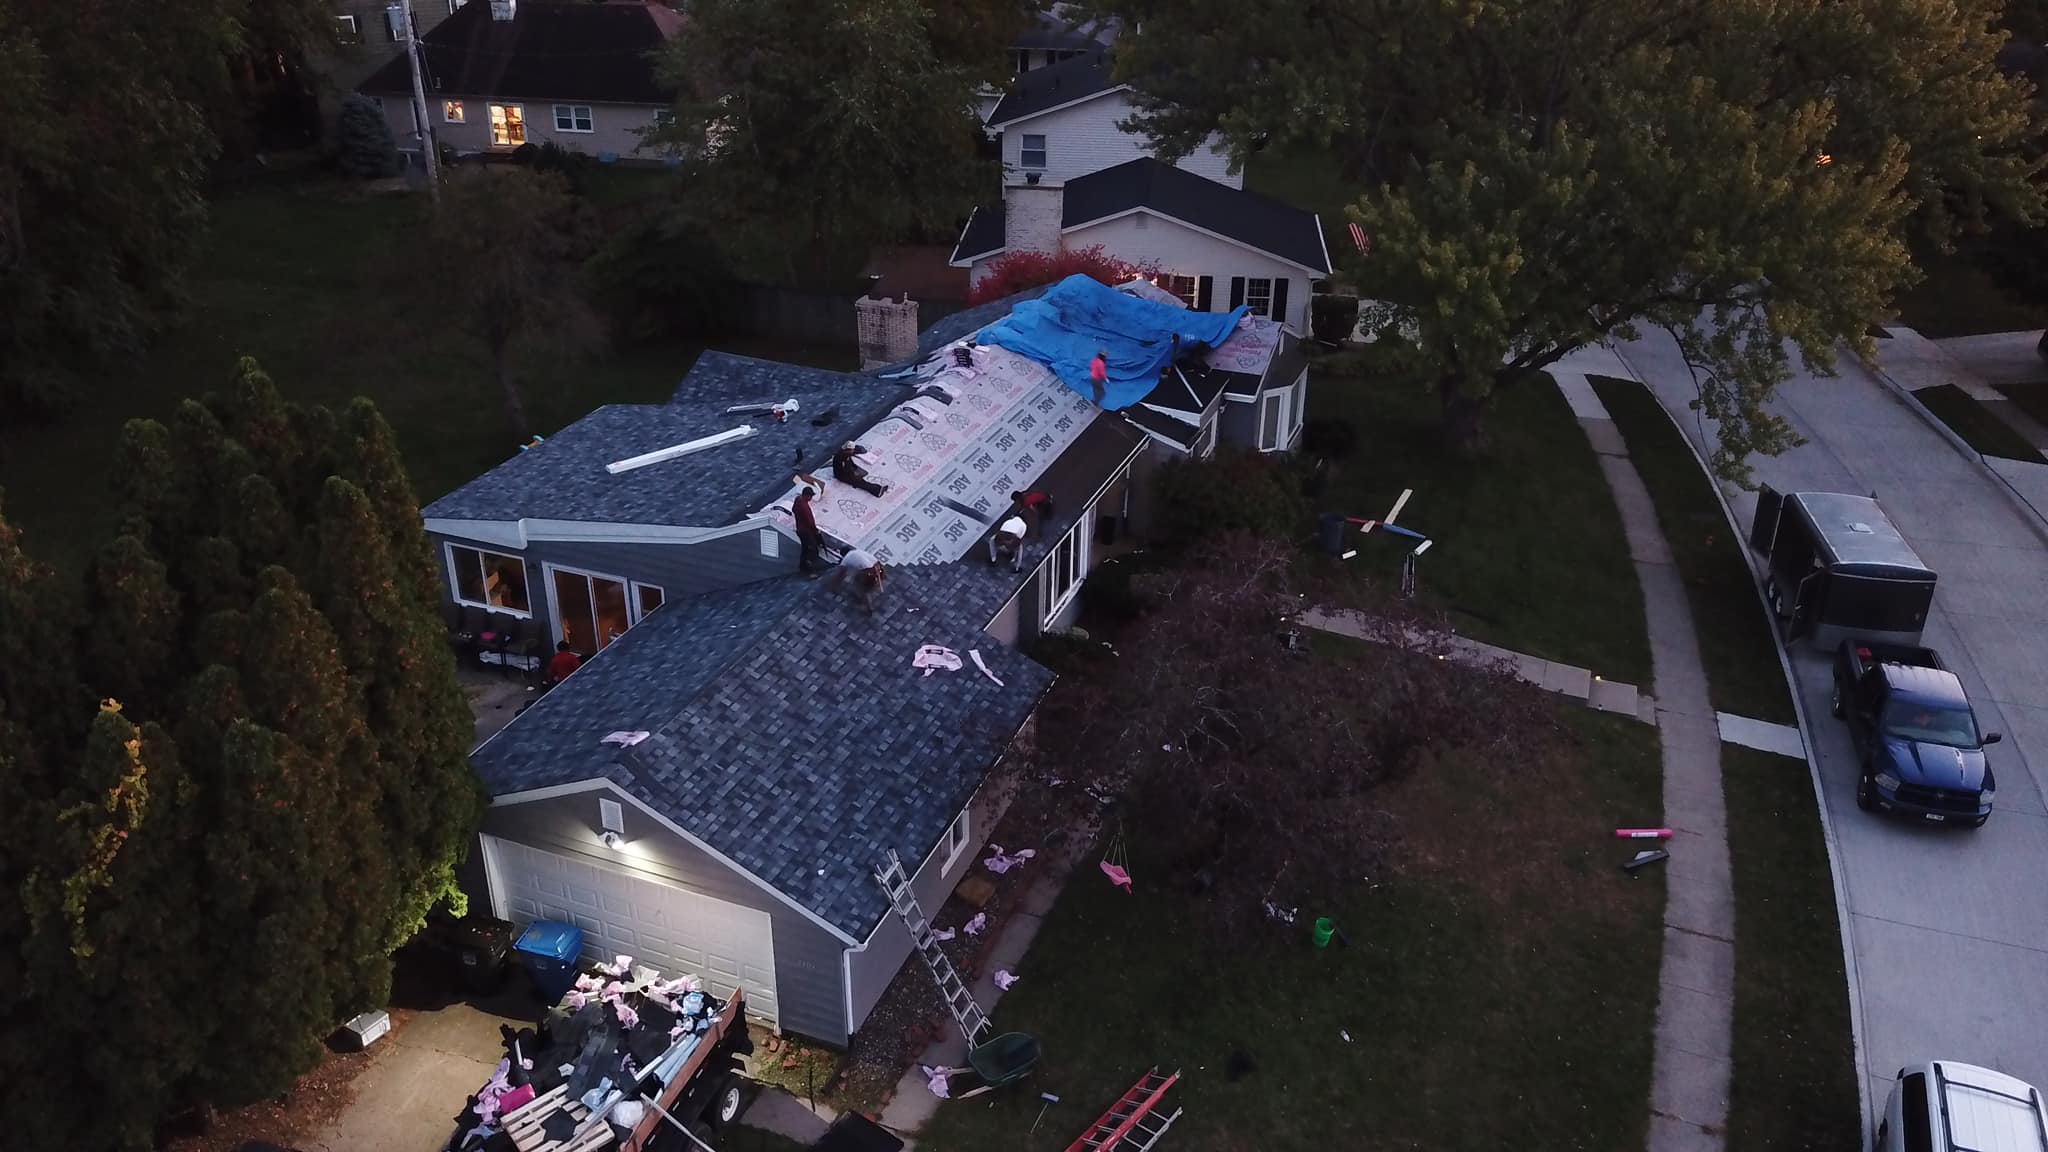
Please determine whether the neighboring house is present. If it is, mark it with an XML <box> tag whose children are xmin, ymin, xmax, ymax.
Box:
<box><xmin>358</xmin><ymin>0</ymin><xmax>681</xmax><ymax>163</ymax></box>
<box><xmin>951</xmin><ymin>157</ymin><xmax>1332</xmax><ymax>333</ymax></box>
<box><xmin>321</xmin><ymin>0</ymin><xmax>464</xmax><ymax>96</ymax></box>
<box><xmin>975</xmin><ymin>3</ymin><xmax>1118</xmax><ymax>121</ymax></box>
<box><xmin>983</xmin><ymin>50</ymin><xmax>1238</xmax><ymax>190</ymax></box>
<box><xmin>438</xmin><ymin>278</ymin><xmax>1328</xmax><ymax>1043</ymax></box>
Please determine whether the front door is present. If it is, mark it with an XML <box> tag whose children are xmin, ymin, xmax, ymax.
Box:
<box><xmin>549</xmin><ymin>566</ymin><xmax>632</xmax><ymax>655</ymax></box>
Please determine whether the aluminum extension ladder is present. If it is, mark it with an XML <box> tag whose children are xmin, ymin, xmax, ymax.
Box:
<box><xmin>1065</xmin><ymin>1068</ymin><xmax>1183</xmax><ymax>1152</ymax></box>
<box><xmin>874</xmin><ymin>850</ymin><xmax>989</xmax><ymax>1045</ymax></box>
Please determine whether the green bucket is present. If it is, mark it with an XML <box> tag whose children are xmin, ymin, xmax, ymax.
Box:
<box><xmin>1312</xmin><ymin>917</ymin><xmax>1335</xmax><ymax>948</ymax></box>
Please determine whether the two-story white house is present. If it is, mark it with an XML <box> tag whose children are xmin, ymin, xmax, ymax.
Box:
<box><xmin>953</xmin><ymin>50</ymin><xmax>1331</xmax><ymax>334</ymax></box>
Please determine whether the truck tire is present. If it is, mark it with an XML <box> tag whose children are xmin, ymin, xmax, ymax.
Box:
<box><xmin>1765</xmin><ymin>577</ymin><xmax>1783</xmax><ymax>618</ymax></box>
<box><xmin>705</xmin><ymin>1073</ymin><xmax>744</xmax><ymax>1130</ymax></box>
<box><xmin>1856</xmin><ymin>775</ymin><xmax>1876</xmax><ymax>812</ymax></box>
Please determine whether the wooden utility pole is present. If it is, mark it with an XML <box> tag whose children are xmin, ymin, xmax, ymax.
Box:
<box><xmin>401</xmin><ymin>0</ymin><xmax>439</xmax><ymax>198</ymax></box>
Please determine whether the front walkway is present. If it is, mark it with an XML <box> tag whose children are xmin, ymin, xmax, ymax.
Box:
<box><xmin>1555</xmin><ymin>357</ymin><xmax>1737</xmax><ymax>1152</ymax></box>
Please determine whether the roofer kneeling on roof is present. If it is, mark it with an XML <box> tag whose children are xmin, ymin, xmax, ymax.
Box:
<box><xmin>831</xmin><ymin>547</ymin><xmax>886</xmax><ymax>613</ymax></box>
<box><xmin>989</xmin><ymin>515</ymin><xmax>1028</xmax><ymax>573</ymax></box>
<box><xmin>833</xmin><ymin>442</ymin><xmax>888</xmax><ymax>498</ymax></box>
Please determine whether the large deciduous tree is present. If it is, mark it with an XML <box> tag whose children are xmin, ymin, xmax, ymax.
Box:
<box><xmin>0</xmin><ymin>361</ymin><xmax>482</xmax><ymax>1149</ymax></box>
<box><xmin>1089</xmin><ymin>0</ymin><xmax>2042</xmax><ymax>477</ymax></box>
<box><xmin>425</xmin><ymin>167</ymin><xmax>598</xmax><ymax>432</ymax></box>
<box><xmin>650</xmin><ymin>0</ymin><xmax>996</xmax><ymax>283</ymax></box>
<box><xmin>0</xmin><ymin>0</ymin><xmax>335</xmax><ymax>418</ymax></box>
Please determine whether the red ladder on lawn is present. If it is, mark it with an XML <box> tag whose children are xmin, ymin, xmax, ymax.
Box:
<box><xmin>1064</xmin><ymin>1067</ymin><xmax>1183</xmax><ymax>1152</ymax></box>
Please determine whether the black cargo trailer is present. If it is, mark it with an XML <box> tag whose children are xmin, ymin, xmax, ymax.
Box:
<box><xmin>1749</xmin><ymin>488</ymin><xmax>1937</xmax><ymax>648</ymax></box>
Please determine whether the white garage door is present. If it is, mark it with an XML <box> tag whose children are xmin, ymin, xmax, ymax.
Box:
<box><xmin>483</xmin><ymin>836</ymin><xmax>780</xmax><ymax>1027</ymax></box>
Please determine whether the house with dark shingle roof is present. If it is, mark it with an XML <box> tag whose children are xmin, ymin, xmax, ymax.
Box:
<box><xmin>438</xmin><ymin>310</ymin><xmax>1168</xmax><ymax>1044</ymax></box>
<box><xmin>359</xmin><ymin>0</ymin><xmax>681</xmax><ymax>163</ymax></box>
<box><xmin>958</xmin><ymin>50</ymin><xmax>1332</xmax><ymax>334</ymax></box>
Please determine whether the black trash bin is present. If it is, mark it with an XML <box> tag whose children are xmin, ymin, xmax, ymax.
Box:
<box><xmin>445</xmin><ymin>914</ymin><xmax>516</xmax><ymax>994</ymax></box>
<box><xmin>1317</xmin><ymin>511</ymin><xmax>1348</xmax><ymax>556</ymax></box>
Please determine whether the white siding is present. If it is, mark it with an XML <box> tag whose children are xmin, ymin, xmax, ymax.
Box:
<box><xmin>999</xmin><ymin>91</ymin><xmax>1237</xmax><ymax>189</ymax></box>
<box><xmin>380</xmin><ymin>95</ymin><xmax>671</xmax><ymax>160</ymax></box>
<box><xmin>1062</xmin><ymin>213</ymin><xmax>1315</xmax><ymax>331</ymax></box>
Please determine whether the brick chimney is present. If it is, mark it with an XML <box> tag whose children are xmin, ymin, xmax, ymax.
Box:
<box><xmin>856</xmin><ymin>295</ymin><xmax>920</xmax><ymax>370</ymax></box>
<box><xmin>1003</xmin><ymin>181</ymin><xmax>1063</xmax><ymax>257</ymax></box>
<box><xmin>489</xmin><ymin>0</ymin><xmax>517</xmax><ymax>21</ymax></box>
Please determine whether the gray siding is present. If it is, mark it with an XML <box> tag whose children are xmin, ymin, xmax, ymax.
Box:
<box><xmin>1219</xmin><ymin>396</ymin><xmax>1261</xmax><ymax>451</ymax></box>
<box><xmin>434</xmin><ymin>527</ymin><xmax>795</xmax><ymax>645</ymax></box>
<box><xmin>846</xmin><ymin>780</ymin><xmax>1012</xmax><ymax>1030</ymax></box>
<box><xmin>478</xmin><ymin>790</ymin><xmax>852</xmax><ymax>1043</ymax></box>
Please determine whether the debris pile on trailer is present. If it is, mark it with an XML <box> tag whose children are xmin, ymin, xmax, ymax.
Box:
<box><xmin>448</xmin><ymin>955</ymin><xmax>751</xmax><ymax>1152</ymax></box>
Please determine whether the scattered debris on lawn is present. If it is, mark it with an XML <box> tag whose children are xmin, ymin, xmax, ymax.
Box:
<box><xmin>1624</xmin><ymin>849</ymin><xmax>1670</xmax><ymax>873</ymax></box>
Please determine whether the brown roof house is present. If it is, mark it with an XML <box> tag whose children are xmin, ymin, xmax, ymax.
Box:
<box><xmin>360</xmin><ymin>0</ymin><xmax>683</xmax><ymax>163</ymax></box>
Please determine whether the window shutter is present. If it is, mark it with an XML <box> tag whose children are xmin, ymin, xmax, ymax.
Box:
<box><xmin>1271</xmin><ymin>278</ymin><xmax>1291</xmax><ymax>326</ymax></box>
<box><xmin>1196</xmin><ymin>275</ymin><xmax>1214</xmax><ymax>311</ymax></box>
<box><xmin>1229</xmin><ymin>277</ymin><xmax>1245</xmax><ymax>308</ymax></box>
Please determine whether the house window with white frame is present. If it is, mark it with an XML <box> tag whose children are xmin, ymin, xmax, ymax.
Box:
<box><xmin>1257</xmin><ymin>388</ymin><xmax>1289</xmax><ymax>452</ymax></box>
<box><xmin>1020</xmin><ymin>134</ymin><xmax>1047</xmax><ymax>169</ymax></box>
<box><xmin>1009</xmin><ymin>48</ymin><xmax>1031</xmax><ymax>74</ymax></box>
<box><xmin>448</xmin><ymin>545</ymin><xmax>531</xmax><ymax>614</ymax></box>
<box><xmin>335</xmin><ymin>14</ymin><xmax>362</xmax><ymax>43</ymax></box>
<box><xmin>941</xmin><ymin>808</ymin><xmax>971</xmax><ymax>866</ymax></box>
<box><xmin>1038</xmin><ymin>518</ymin><xmax>1090</xmax><ymax>624</ymax></box>
<box><xmin>1161</xmin><ymin>274</ymin><xmax>1199</xmax><ymax>308</ymax></box>
<box><xmin>384</xmin><ymin>4</ymin><xmax>413</xmax><ymax>41</ymax></box>
<box><xmin>635</xmin><ymin>582</ymin><xmax>664</xmax><ymax>618</ymax></box>
<box><xmin>1244</xmin><ymin>277</ymin><xmax>1274</xmax><ymax>318</ymax></box>
<box><xmin>443</xmin><ymin>99</ymin><xmax>466</xmax><ymax>123</ymax></box>
<box><xmin>489</xmin><ymin>103</ymin><xmax>526</xmax><ymax>146</ymax></box>
<box><xmin>447</xmin><ymin>0</ymin><xmax>463</xmax><ymax>11</ymax></box>
<box><xmin>554</xmin><ymin>105</ymin><xmax>594</xmax><ymax>133</ymax></box>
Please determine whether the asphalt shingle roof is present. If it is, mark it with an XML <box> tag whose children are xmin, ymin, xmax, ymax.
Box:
<box><xmin>360</xmin><ymin>0</ymin><xmax>683</xmax><ymax>105</ymax></box>
<box><xmin>949</xmin><ymin>203</ymin><xmax>1008</xmax><ymax>266</ymax></box>
<box><xmin>1064</xmin><ymin>159</ymin><xmax>1331</xmax><ymax>273</ymax></box>
<box><xmin>986</xmin><ymin>49</ymin><xmax>1120</xmax><ymax>127</ymax></box>
<box><xmin>422</xmin><ymin>353</ymin><xmax>908</xmax><ymax>528</ymax></box>
<box><xmin>471</xmin><ymin>569</ymin><xmax>1055</xmax><ymax>940</ymax></box>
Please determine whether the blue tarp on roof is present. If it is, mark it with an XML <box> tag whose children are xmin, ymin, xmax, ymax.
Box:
<box><xmin>976</xmin><ymin>275</ymin><xmax>1250</xmax><ymax>411</ymax></box>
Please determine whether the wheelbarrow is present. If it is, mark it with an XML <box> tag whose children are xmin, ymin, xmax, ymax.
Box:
<box><xmin>937</xmin><ymin>1032</ymin><xmax>1042</xmax><ymax>1099</ymax></box>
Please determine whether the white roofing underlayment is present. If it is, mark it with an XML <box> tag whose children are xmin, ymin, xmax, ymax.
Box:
<box><xmin>761</xmin><ymin>343</ymin><xmax>1103</xmax><ymax>565</ymax></box>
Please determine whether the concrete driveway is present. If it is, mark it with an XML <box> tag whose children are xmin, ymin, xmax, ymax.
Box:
<box><xmin>1610</xmin><ymin>329</ymin><xmax>2048</xmax><ymax>1127</ymax></box>
<box><xmin>302</xmin><ymin>993</ymin><xmax>537</xmax><ymax>1152</ymax></box>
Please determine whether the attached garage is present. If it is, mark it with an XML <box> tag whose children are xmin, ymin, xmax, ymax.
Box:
<box><xmin>482</xmin><ymin>835</ymin><xmax>781</xmax><ymax>1028</ymax></box>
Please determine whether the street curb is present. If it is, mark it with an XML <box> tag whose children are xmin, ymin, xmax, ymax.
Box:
<box><xmin>1861</xmin><ymin>337</ymin><xmax>2048</xmax><ymax>552</ymax></box>
<box><xmin>1601</xmin><ymin>344</ymin><xmax>1874</xmax><ymax>1150</ymax></box>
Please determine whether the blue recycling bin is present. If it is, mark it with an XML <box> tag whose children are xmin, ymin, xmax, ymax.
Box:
<box><xmin>513</xmin><ymin>920</ymin><xmax>584</xmax><ymax>1004</ymax></box>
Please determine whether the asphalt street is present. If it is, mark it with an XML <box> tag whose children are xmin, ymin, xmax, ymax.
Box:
<box><xmin>1608</xmin><ymin>330</ymin><xmax>2048</xmax><ymax>1130</ymax></box>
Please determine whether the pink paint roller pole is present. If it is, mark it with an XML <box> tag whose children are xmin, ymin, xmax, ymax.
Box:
<box><xmin>1614</xmin><ymin>828</ymin><xmax>1674</xmax><ymax>840</ymax></box>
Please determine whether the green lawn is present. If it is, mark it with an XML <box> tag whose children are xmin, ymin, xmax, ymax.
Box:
<box><xmin>1892</xmin><ymin>243</ymin><xmax>2047</xmax><ymax>339</ymax></box>
<box><xmin>0</xmin><ymin>179</ymin><xmax>854</xmax><ymax>575</ymax></box>
<box><xmin>1722</xmin><ymin>744</ymin><xmax>1861</xmax><ymax>1152</ymax></box>
<box><xmin>1911</xmin><ymin>384</ymin><xmax>2044</xmax><ymax>463</ymax></box>
<box><xmin>1309</xmin><ymin>370</ymin><xmax>1653</xmax><ymax>685</ymax></box>
<box><xmin>1589</xmin><ymin>376</ymin><xmax>1796</xmax><ymax>724</ymax></box>
<box><xmin>918</xmin><ymin>708</ymin><xmax>1665</xmax><ymax>1152</ymax></box>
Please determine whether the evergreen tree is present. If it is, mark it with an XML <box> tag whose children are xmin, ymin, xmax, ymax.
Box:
<box><xmin>0</xmin><ymin>359</ymin><xmax>481</xmax><ymax>1147</ymax></box>
<box><xmin>335</xmin><ymin>91</ymin><xmax>400</xmax><ymax>180</ymax></box>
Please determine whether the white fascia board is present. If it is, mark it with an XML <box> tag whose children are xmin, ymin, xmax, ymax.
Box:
<box><xmin>426</xmin><ymin>515</ymin><xmax>778</xmax><ymax>549</ymax></box>
<box><xmin>985</xmin><ymin>84</ymin><xmax>1132</xmax><ymax>131</ymax></box>
<box><xmin>1137</xmin><ymin>402</ymin><xmax>1200</xmax><ymax>427</ymax></box>
<box><xmin>1062</xmin><ymin>207</ymin><xmax>1331</xmax><ymax>276</ymax></box>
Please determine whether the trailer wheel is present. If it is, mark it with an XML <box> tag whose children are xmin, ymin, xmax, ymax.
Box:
<box><xmin>1831</xmin><ymin>684</ymin><xmax>1843</xmax><ymax>719</ymax></box>
<box><xmin>1765</xmin><ymin>577</ymin><xmax>1782</xmax><ymax>618</ymax></box>
<box><xmin>1856</xmin><ymin>775</ymin><xmax>1876</xmax><ymax>812</ymax></box>
<box><xmin>705</xmin><ymin>1073</ymin><xmax>744</xmax><ymax>1130</ymax></box>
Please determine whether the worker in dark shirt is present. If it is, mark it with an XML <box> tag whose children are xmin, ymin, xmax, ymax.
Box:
<box><xmin>792</xmin><ymin>486</ymin><xmax>826</xmax><ymax>574</ymax></box>
<box><xmin>546</xmin><ymin>642</ymin><xmax>582</xmax><ymax>686</ymax></box>
<box><xmin>832</xmin><ymin>442</ymin><xmax>888</xmax><ymax>498</ymax></box>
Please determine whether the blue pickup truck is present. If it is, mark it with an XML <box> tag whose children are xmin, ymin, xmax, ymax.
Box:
<box><xmin>1833</xmin><ymin>641</ymin><xmax>2003</xmax><ymax>827</ymax></box>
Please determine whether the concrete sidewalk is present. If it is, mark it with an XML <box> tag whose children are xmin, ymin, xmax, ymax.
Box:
<box><xmin>1555</xmin><ymin>369</ymin><xmax>1737</xmax><ymax>1152</ymax></box>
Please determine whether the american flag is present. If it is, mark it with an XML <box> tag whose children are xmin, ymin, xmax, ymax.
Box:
<box><xmin>1348</xmin><ymin>223</ymin><xmax>1370</xmax><ymax>256</ymax></box>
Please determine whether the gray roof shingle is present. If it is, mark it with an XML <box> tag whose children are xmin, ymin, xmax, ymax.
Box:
<box><xmin>1063</xmin><ymin>159</ymin><xmax>1331</xmax><ymax>274</ymax></box>
<box><xmin>986</xmin><ymin>49</ymin><xmax>1120</xmax><ymax>127</ymax></box>
<box><xmin>471</xmin><ymin>569</ymin><xmax>1055</xmax><ymax>939</ymax></box>
<box><xmin>360</xmin><ymin>0</ymin><xmax>684</xmax><ymax>105</ymax></box>
<box><xmin>422</xmin><ymin>353</ymin><xmax>908</xmax><ymax>527</ymax></box>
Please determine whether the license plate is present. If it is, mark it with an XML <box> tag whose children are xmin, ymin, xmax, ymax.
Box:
<box><xmin>1924</xmin><ymin>813</ymin><xmax>1946</xmax><ymax>822</ymax></box>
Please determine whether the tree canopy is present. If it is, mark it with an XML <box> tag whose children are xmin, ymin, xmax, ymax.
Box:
<box><xmin>0</xmin><ymin>0</ymin><xmax>335</xmax><ymax>418</ymax></box>
<box><xmin>651</xmin><ymin>0</ymin><xmax>996</xmax><ymax>284</ymax></box>
<box><xmin>0</xmin><ymin>361</ymin><xmax>482</xmax><ymax>1149</ymax></box>
<box><xmin>1089</xmin><ymin>0</ymin><xmax>2043</xmax><ymax>476</ymax></box>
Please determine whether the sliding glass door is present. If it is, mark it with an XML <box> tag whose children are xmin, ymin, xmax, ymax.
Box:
<box><xmin>546</xmin><ymin>565</ymin><xmax>657</xmax><ymax>655</ymax></box>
